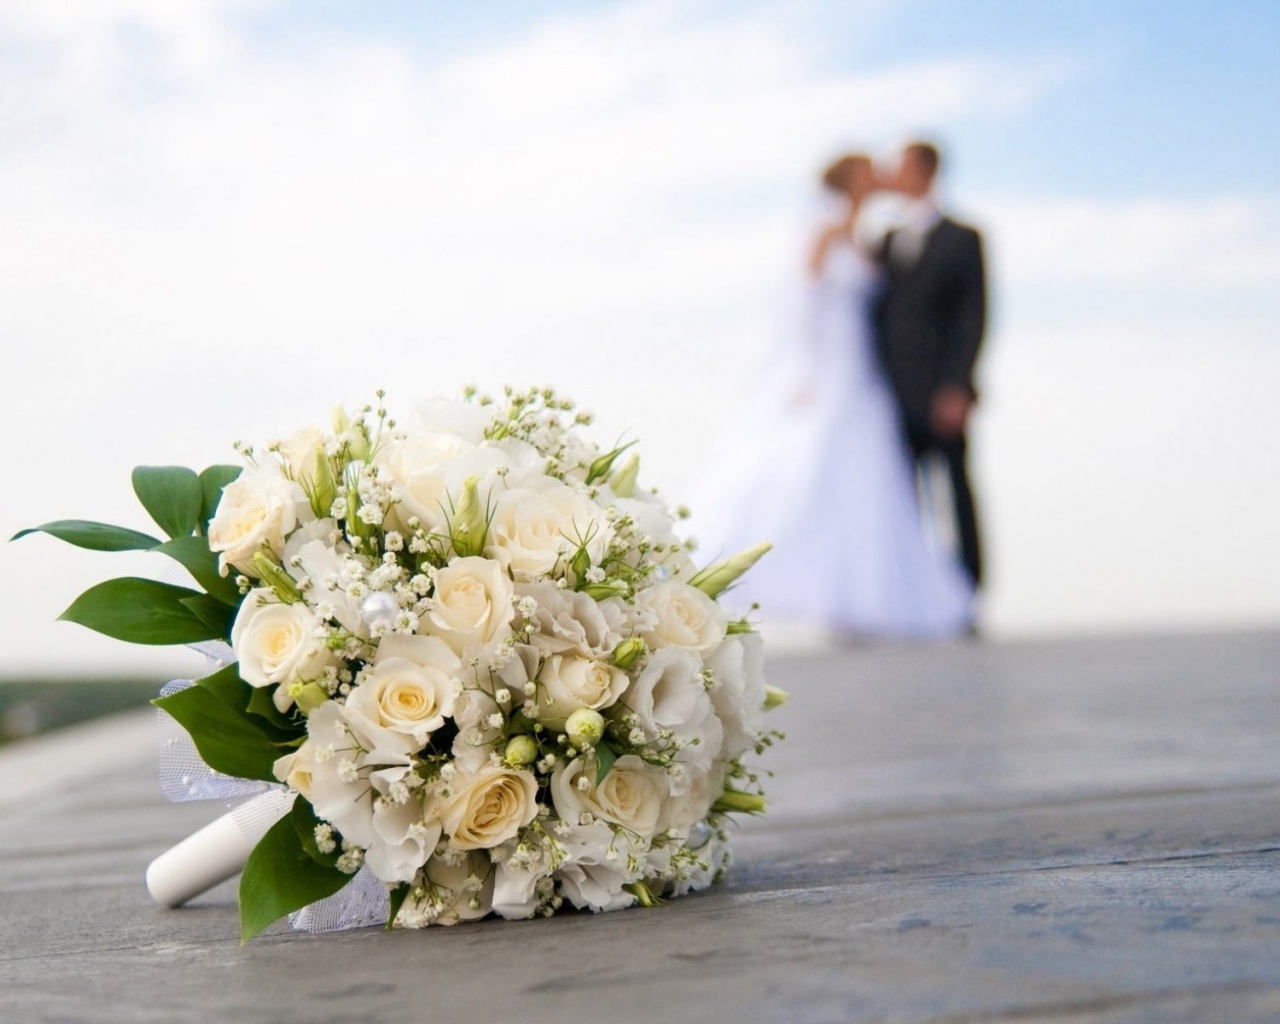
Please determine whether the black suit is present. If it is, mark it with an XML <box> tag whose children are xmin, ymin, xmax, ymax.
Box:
<box><xmin>872</xmin><ymin>215</ymin><xmax>987</xmax><ymax>588</ymax></box>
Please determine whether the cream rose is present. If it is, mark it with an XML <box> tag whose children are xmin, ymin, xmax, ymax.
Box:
<box><xmin>422</xmin><ymin>556</ymin><xmax>515</xmax><ymax>655</ymax></box>
<box><xmin>208</xmin><ymin>466</ymin><xmax>310</xmax><ymax>576</ymax></box>
<box><xmin>433</xmin><ymin>765</ymin><xmax>539</xmax><ymax>851</ymax></box>
<box><xmin>486</xmin><ymin>479</ymin><xmax>612</xmax><ymax>576</ymax></box>
<box><xmin>275</xmin><ymin>424</ymin><xmax>328</xmax><ymax>491</ymax></box>
<box><xmin>231</xmin><ymin>589</ymin><xmax>336</xmax><ymax>705</ymax></box>
<box><xmin>535</xmin><ymin>653</ymin><xmax>629</xmax><ymax>729</ymax></box>
<box><xmin>551</xmin><ymin>754</ymin><xmax>668</xmax><ymax>839</ymax></box>
<box><xmin>345</xmin><ymin>634</ymin><xmax>463</xmax><ymax>749</ymax></box>
<box><xmin>640</xmin><ymin>580</ymin><xmax>727</xmax><ymax>653</ymax></box>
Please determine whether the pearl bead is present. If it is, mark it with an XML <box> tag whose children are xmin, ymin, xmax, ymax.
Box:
<box><xmin>360</xmin><ymin>591</ymin><xmax>400</xmax><ymax>630</ymax></box>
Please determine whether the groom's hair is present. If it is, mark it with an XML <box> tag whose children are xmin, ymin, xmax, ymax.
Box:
<box><xmin>904</xmin><ymin>140</ymin><xmax>941</xmax><ymax>181</ymax></box>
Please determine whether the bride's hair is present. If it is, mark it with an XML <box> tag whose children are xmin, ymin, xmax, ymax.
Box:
<box><xmin>821</xmin><ymin>153</ymin><xmax>870</xmax><ymax>194</ymax></box>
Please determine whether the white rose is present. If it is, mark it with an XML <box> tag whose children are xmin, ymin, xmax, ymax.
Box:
<box><xmin>275</xmin><ymin>424</ymin><xmax>328</xmax><ymax>491</ymax></box>
<box><xmin>208</xmin><ymin>465</ymin><xmax>311</xmax><ymax>576</ymax></box>
<box><xmin>231</xmin><ymin>589</ymin><xmax>336</xmax><ymax>708</ymax></box>
<box><xmin>551</xmin><ymin>754</ymin><xmax>667</xmax><ymax>840</ymax></box>
<box><xmin>535</xmin><ymin>653</ymin><xmax>629</xmax><ymax>729</ymax></box>
<box><xmin>345</xmin><ymin>634</ymin><xmax>463</xmax><ymax>751</ymax></box>
<box><xmin>432</xmin><ymin>765</ymin><xmax>539</xmax><ymax>851</ymax></box>
<box><xmin>707</xmin><ymin>632</ymin><xmax>767</xmax><ymax>761</ymax></box>
<box><xmin>640</xmin><ymin>580</ymin><xmax>727</xmax><ymax>653</ymax></box>
<box><xmin>486</xmin><ymin>478</ymin><xmax>613</xmax><ymax>577</ymax></box>
<box><xmin>423</xmin><ymin>556</ymin><xmax>515</xmax><ymax>655</ymax></box>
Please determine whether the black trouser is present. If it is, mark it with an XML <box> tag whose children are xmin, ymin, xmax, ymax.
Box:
<box><xmin>905</xmin><ymin>425</ymin><xmax>982</xmax><ymax>589</ymax></box>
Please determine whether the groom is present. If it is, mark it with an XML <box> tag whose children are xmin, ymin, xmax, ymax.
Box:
<box><xmin>872</xmin><ymin>140</ymin><xmax>988</xmax><ymax>591</ymax></box>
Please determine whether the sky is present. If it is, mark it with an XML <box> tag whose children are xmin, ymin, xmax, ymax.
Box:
<box><xmin>2</xmin><ymin>0</ymin><xmax>1278</xmax><ymax>677</ymax></box>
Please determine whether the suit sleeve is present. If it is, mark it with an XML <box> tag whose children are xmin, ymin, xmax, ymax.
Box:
<box><xmin>940</xmin><ymin>228</ymin><xmax>987</xmax><ymax>395</ymax></box>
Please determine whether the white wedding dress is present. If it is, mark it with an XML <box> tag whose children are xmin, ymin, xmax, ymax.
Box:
<box><xmin>686</xmin><ymin>230</ymin><xmax>974</xmax><ymax>639</ymax></box>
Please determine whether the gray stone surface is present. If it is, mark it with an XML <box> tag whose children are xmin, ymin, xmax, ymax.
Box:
<box><xmin>2</xmin><ymin>630</ymin><xmax>1278</xmax><ymax>1023</ymax></box>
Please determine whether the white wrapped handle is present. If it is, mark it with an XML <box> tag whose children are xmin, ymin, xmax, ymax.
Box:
<box><xmin>146</xmin><ymin>790</ymin><xmax>296</xmax><ymax>907</ymax></box>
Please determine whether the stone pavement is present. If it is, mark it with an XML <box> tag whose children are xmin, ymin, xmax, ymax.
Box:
<box><xmin>2</xmin><ymin>630</ymin><xmax>1278</xmax><ymax>1023</ymax></box>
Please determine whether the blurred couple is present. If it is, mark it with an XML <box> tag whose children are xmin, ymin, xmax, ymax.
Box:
<box><xmin>691</xmin><ymin>140</ymin><xmax>987</xmax><ymax>640</ymax></box>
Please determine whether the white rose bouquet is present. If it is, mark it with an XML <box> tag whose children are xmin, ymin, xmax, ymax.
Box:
<box><xmin>16</xmin><ymin>387</ymin><xmax>785</xmax><ymax>941</ymax></box>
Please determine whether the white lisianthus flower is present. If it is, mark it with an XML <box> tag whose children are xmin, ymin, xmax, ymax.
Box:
<box><xmin>231</xmin><ymin>589</ymin><xmax>337</xmax><ymax>711</ymax></box>
<box><xmin>377</xmin><ymin>431</ymin><xmax>510</xmax><ymax>536</ymax></box>
<box><xmin>485</xmin><ymin>478</ymin><xmax>613</xmax><ymax>576</ymax></box>
<box><xmin>449</xmin><ymin>687</ymin><xmax>505</xmax><ymax>774</ymax></box>
<box><xmin>625</xmin><ymin>647</ymin><xmax>724</xmax><ymax>792</ymax></box>
<box><xmin>517</xmin><ymin>579</ymin><xmax>626</xmax><ymax>658</ymax></box>
<box><xmin>555</xmin><ymin>828</ymin><xmax>639</xmax><ymax>913</ymax></box>
<box><xmin>706</xmin><ymin>632</ymin><xmax>767</xmax><ymax>761</ymax></box>
<box><xmin>655</xmin><ymin>761</ymin><xmax>726</xmax><ymax>839</ymax></box>
<box><xmin>535</xmin><ymin>653</ymin><xmax>630</xmax><ymax>729</ymax></box>
<box><xmin>551</xmin><ymin>754</ymin><xmax>668</xmax><ymax>840</ymax></box>
<box><xmin>431</xmin><ymin>765</ymin><xmax>539</xmax><ymax>851</ymax></box>
<box><xmin>404</xmin><ymin>397</ymin><xmax>493</xmax><ymax>443</ymax></box>
<box><xmin>401</xmin><ymin>852</ymin><xmax>496</xmax><ymax>926</ymax></box>
<box><xmin>280</xmin><ymin>519</ymin><xmax>364</xmax><ymax>633</ymax></box>
<box><xmin>421</xmin><ymin>556</ymin><xmax>515</xmax><ymax>656</ymax></box>
<box><xmin>208</xmin><ymin>465</ymin><xmax>311</xmax><ymax>576</ymax></box>
<box><xmin>610</xmin><ymin>494</ymin><xmax>696</xmax><ymax>577</ymax></box>
<box><xmin>292</xmin><ymin>701</ymin><xmax>411</xmax><ymax>851</ymax></box>
<box><xmin>344</xmin><ymin>634</ymin><xmax>463</xmax><ymax>752</ymax></box>
<box><xmin>364</xmin><ymin>766</ymin><xmax>441</xmax><ymax>884</ymax></box>
<box><xmin>639</xmin><ymin>580</ymin><xmax>727</xmax><ymax>653</ymax></box>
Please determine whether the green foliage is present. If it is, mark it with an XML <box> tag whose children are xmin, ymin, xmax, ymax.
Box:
<box><xmin>291</xmin><ymin>797</ymin><xmax>340</xmax><ymax>868</ymax></box>
<box><xmin>154</xmin><ymin>535</ymin><xmax>241</xmax><ymax>605</ymax></box>
<box><xmin>132</xmin><ymin>466</ymin><xmax>203</xmax><ymax>540</ymax></box>
<box><xmin>12</xmin><ymin>463</ymin><xmax>246</xmax><ymax>649</ymax></box>
<box><xmin>239</xmin><ymin>810</ymin><xmax>352</xmax><ymax>943</ymax></box>
<box><xmin>152</xmin><ymin>676</ymin><xmax>284</xmax><ymax>782</ymax></box>
<box><xmin>593</xmin><ymin>740</ymin><xmax>618</xmax><ymax>784</ymax></box>
<box><xmin>60</xmin><ymin>577</ymin><xmax>224</xmax><ymax>645</ymax></box>
<box><xmin>9</xmin><ymin>520</ymin><xmax>160</xmax><ymax>552</ymax></box>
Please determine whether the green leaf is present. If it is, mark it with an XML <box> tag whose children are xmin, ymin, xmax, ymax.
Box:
<box><xmin>200</xmin><ymin>464</ymin><xmax>242</xmax><ymax>533</ymax></box>
<box><xmin>132</xmin><ymin>465</ymin><xmax>203</xmax><ymax>540</ymax></box>
<box><xmin>247</xmin><ymin>683</ymin><xmax>304</xmax><ymax>736</ymax></box>
<box><xmin>593</xmin><ymin>741</ymin><xmax>618</xmax><ymax>785</ymax></box>
<box><xmin>10</xmin><ymin>519</ymin><xmax>162</xmax><ymax>551</ymax></box>
<box><xmin>197</xmin><ymin>663</ymin><xmax>302</xmax><ymax>744</ymax></box>
<box><xmin>291</xmin><ymin>797</ymin><xmax>340</xmax><ymax>868</ymax></box>
<box><xmin>386</xmin><ymin>883</ymin><xmax>411</xmax><ymax>929</ymax></box>
<box><xmin>60</xmin><ymin>577</ymin><xmax>221</xmax><ymax>645</ymax></box>
<box><xmin>239</xmin><ymin>812</ymin><xmax>352</xmax><ymax>943</ymax></box>
<box><xmin>181</xmin><ymin>592</ymin><xmax>236</xmax><ymax>640</ymax></box>
<box><xmin>152</xmin><ymin>682</ymin><xmax>282</xmax><ymax>782</ymax></box>
<box><xmin>153</xmin><ymin>535</ymin><xmax>241</xmax><ymax>605</ymax></box>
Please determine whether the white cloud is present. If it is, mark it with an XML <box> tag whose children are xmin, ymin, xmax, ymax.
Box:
<box><xmin>972</xmin><ymin>194</ymin><xmax>1280</xmax><ymax>288</ymax></box>
<box><xmin>2</xmin><ymin>0</ymin><xmax>1274</xmax><ymax>673</ymax></box>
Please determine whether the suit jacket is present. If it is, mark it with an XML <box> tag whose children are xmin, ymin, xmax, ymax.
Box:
<box><xmin>872</xmin><ymin>216</ymin><xmax>987</xmax><ymax>430</ymax></box>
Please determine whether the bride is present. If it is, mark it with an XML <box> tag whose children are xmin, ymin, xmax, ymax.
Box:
<box><xmin>686</xmin><ymin>152</ymin><xmax>974</xmax><ymax>640</ymax></box>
